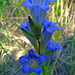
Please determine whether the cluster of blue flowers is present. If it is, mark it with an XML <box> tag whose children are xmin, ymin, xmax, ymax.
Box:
<box><xmin>18</xmin><ymin>0</ymin><xmax>63</xmax><ymax>75</ymax></box>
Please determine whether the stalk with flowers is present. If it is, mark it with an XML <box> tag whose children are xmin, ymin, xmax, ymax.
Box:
<box><xmin>17</xmin><ymin>0</ymin><xmax>63</xmax><ymax>75</ymax></box>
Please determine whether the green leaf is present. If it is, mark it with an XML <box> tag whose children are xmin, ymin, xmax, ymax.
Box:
<box><xmin>70</xmin><ymin>58</ymin><xmax>75</xmax><ymax>75</ymax></box>
<box><xmin>44</xmin><ymin>50</ymin><xmax>54</xmax><ymax>55</ymax></box>
<box><xmin>28</xmin><ymin>16</ymin><xmax>41</xmax><ymax>39</ymax></box>
<box><xmin>39</xmin><ymin>36</ymin><xmax>44</xmax><ymax>42</ymax></box>
<box><xmin>5</xmin><ymin>70</ymin><xmax>10</xmax><ymax>73</ymax></box>
<box><xmin>41</xmin><ymin>65</ymin><xmax>45</xmax><ymax>75</ymax></box>
<box><xmin>47</xmin><ymin>63</ymin><xmax>54</xmax><ymax>74</ymax></box>
<box><xmin>29</xmin><ymin>72</ymin><xmax>37</xmax><ymax>75</ymax></box>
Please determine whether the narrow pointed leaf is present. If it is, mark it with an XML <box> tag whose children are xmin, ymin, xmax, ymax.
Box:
<box><xmin>41</xmin><ymin>65</ymin><xmax>45</xmax><ymax>75</ymax></box>
<box><xmin>47</xmin><ymin>63</ymin><xmax>54</xmax><ymax>74</ymax></box>
<box><xmin>39</xmin><ymin>36</ymin><xmax>44</xmax><ymax>42</ymax></box>
<box><xmin>28</xmin><ymin>16</ymin><xmax>41</xmax><ymax>39</ymax></box>
<box><xmin>44</xmin><ymin>50</ymin><xmax>54</xmax><ymax>55</ymax></box>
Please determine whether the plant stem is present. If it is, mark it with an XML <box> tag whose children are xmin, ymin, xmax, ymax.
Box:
<box><xmin>38</xmin><ymin>40</ymin><xmax>40</xmax><ymax>55</ymax></box>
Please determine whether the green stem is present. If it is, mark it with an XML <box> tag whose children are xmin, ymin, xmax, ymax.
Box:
<box><xmin>38</xmin><ymin>41</ymin><xmax>40</xmax><ymax>55</ymax></box>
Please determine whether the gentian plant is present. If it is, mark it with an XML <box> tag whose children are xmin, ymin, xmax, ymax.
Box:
<box><xmin>17</xmin><ymin>0</ymin><xmax>63</xmax><ymax>75</ymax></box>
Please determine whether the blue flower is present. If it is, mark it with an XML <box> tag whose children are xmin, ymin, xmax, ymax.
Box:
<box><xmin>22</xmin><ymin>0</ymin><xmax>56</xmax><ymax>29</ymax></box>
<box><xmin>46</xmin><ymin>40</ymin><xmax>63</xmax><ymax>51</ymax></box>
<box><xmin>19</xmin><ymin>49</ymin><xmax>46</xmax><ymax>75</ymax></box>
<box><xmin>46</xmin><ymin>40</ymin><xmax>63</xmax><ymax>60</ymax></box>
<box><xmin>19</xmin><ymin>20</ymin><xmax>33</xmax><ymax>34</ymax></box>
<box><xmin>17</xmin><ymin>21</ymin><xmax>39</xmax><ymax>50</ymax></box>
<box><xmin>41</xmin><ymin>19</ymin><xmax>63</xmax><ymax>46</ymax></box>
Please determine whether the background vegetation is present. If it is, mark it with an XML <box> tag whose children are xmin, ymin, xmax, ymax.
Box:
<box><xmin>0</xmin><ymin>0</ymin><xmax>75</xmax><ymax>75</ymax></box>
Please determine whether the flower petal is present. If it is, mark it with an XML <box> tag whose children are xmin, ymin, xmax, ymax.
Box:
<box><xmin>29</xmin><ymin>5</ymin><xmax>46</xmax><ymax>28</ymax></box>
<box><xmin>49</xmin><ymin>0</ymin><xmax>57</xmax><ymax>2</ymax></box>
<box><xmin>22</xmin><ymin>1</ymin><xmax>32</xmax><ymax>7</ymax></box>
<box><xmin>38</xmin><ymin>55</ymin><xmax>46</xmax><ymax>63</ymax></box>
<box><xmin>28</xmin><ymin>49</ymin><xmax>34</xmax><ymax>56</ymax></box>
<box><xmin>19</xmin><ymin>20</ymin><xmax>33</xmax><ymax>34</ymax></box>
<box><xmin>59</xmin><ymin>47</ymin><xmax>64</xmax><ymax>51</ymax></box>
<box><xmin>47</xmin><ymin>40</ymin><xmax>59</xmax><ymax>50</ymax></box>
<box><xmin>33</xmin><ymin>54</ymin><xmax>39</xmax><ymax>59</ymax></box>
<box><xmin>34</xmin><ymin>67</ymin><xmax>41</xmax><ymax>74</ymax></box>
<box><xmin>19</xmin><ymin>56</ymin><xmax>29</xmax><ymax>65</ymax></box>
<box><xmin>45</xmin><ymin>0</ymin><xmax>57</xmax><ymax>5</ymax></box>
<box><xmin>32</xmin><ymin>5</ymin><xmax>40</xmax><ymax>22</ymax></box>
<box><xmin>40</xmin><ymin>6</ymin><xmax>50</xmax><ymax>11</ymax></box>
<box><xmin>22</xmin><ymin>66</ymin><xmax>30</xmax><ymax>73</ymax></box>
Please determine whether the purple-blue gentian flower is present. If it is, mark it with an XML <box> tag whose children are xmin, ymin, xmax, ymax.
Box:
<box><xmin>19</xmin><ymin>49</ymin><xmax>46</xmax><ymax>75</ymax></box>
<box><xmin>19</xmin><ymin>20</ymin><xmax>33</xmax><ymax>34</ymax></box>
<box><xmin>46</xmin><ymin>40</ymin><xmax>63</xmax><ymax>60</ymax></box>
<box><xmin>17</xmin><ymin>21</ymin><xmax>39</xmax><ymax>50</ymax></box>
<box><xmin>46</xmin><ymin>40</ymin><xmax>63</xmax><ymax>51</ymax></box>
<box><xmin>41</xmin><ymin>19</ymin><xmax>63</xmax><ymax>46</ymax></box>
<box><xmin>22</xmin><ymin>0</ymin><xmax>56</xmax><ymax>29</ymax></box>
